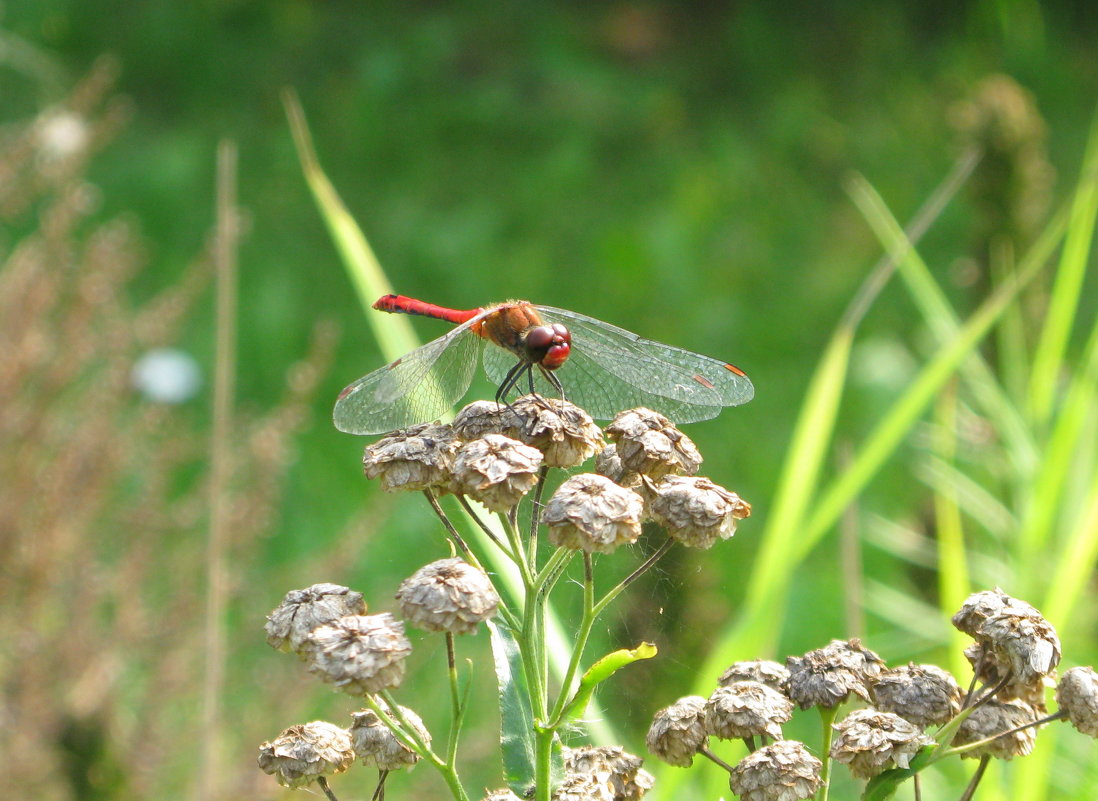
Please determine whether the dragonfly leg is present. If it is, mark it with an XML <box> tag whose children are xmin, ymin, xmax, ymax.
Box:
<box><xmin>496</xmin><ymin>359</ymin><xmax>532</xmax><ymax>407</ymax></box>
<box><xmin>535</xmin><ymin>364</ymin><xmax>567</xmax><ymax>409</ymax></box>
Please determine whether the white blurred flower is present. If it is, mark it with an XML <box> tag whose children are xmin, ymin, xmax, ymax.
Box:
<box><xmin>36</xmin><ymin>110</ymin><xmax>89</xmax><ymax>162</ymax></box>
<box><xmin>131</xmin><ymin>348</ymin><xmax>202</xmax><ymax>403</ymax></box>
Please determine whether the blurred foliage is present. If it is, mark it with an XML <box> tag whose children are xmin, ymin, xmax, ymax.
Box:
<box><xmin>2</xmin><ymin>1</ymin><xmax>1097</xmax><ymax>799</ymax></box>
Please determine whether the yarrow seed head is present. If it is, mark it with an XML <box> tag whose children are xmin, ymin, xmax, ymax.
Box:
<box><xmin>452</xmin><ymin>400</ymin><xmax>520</xmax><ymax>440</ymax></box>
<box><xmin>645</xmin><ymin>695</ymin><xmax>708</xmax><ymax>767</ymax></box>
<box><xmin>978</xmin><ymin>604</ymin><xmax>1061</xmax><ymax>688</ymax></box>
<box><xmin>727</xmin><ymin>740</ymin><xmax>822</xmax><ymax>801</ymax></box>
<box><xmin>451</xmin><ymin>434</ymin><xmax>543</xmax><ymax>512</ymax></box>
<box><xmin>951</xmin><ymin>588</ymin><xmax>1037</xmax><ymax>638</ymax></box>
<box><xmin>784</xmin><ymin>638</ymin><xmax>885</xmax><ymax>710</ymax></box>
<box><xmin>396</xmin><ymin>557</ymin><xmax>500</xmax><ymax>634</ymax></box>
<box><xmin>304</xmin><ymin>613</ymin><xmax>412</xmax><ymax>696</ymax></box>
<box><xmin>646</xmin><ymin>475</ymin><xmax>750</xmax><ymax>549</ymax></box>
<box><xmin>265</xmin><ymin>583</ymin><xmax>366</xmax><ymax>655</ymax></box>
<box><xmin>605</xmin><ymin>408</ymin><xmax>702</xmax><ymax>480</ymax></box>
<box><xmin>553</xmin><ymin>773</ymin><xmax>615</xmax><ymax>801</ymax></box>
<box><xmin>350</xmin><ymin>703</ymin><xmax>431</xmax><ymax>771</ymax></box>
<box><xmin>595</xmin><ymin>444</ymin><xmax>639</xmax><ymax>487</ymax></box>
<box><xmin>952</xmin><ymin>698</ymin><xmax>1039</xmax><ymax>760</ymax></box>
<box><xmin>704</xmin><ymin>681</ymin><xmax>793</xmax><ymax>741</ymax></box>
<box><xmin>257</xmin><ymin>721</ymin><xmax>354</xmax><ymax>788</ymax></box>
<box><xmin>362</xmin><ymin>423</ymin><xmax>461</xmax><ymax>493</ymax></box>
<box><xmin>541</xmin><ymin>473</ymin><xmax>645</xmax><ymax>554</ymax></box>
<box><xmin>1055</xmin><ymin>666</ymin><xmax>1098</xmax><ymax>737</ymax></box>
<box><xmin>506</xmin><ymin>395</ymin><xmax>604</xmax><ymax>468</ymax></box>
<box><xmin>829</xmin><ymin>709</ymin><xmax>935</xmax><ymax>779</ymax></box>
<box><xmin>870</xmin><ymin>663</ymin><xmax>964</xmax><ymax>729</ymax></box>
<box><xmin>563</xmin><ymin>745</ymin><xmax>655</xmax><ymax>801</ymax></box>
<box><xmin>718</xmin><ymin>660</ymin><xmax>791</xmax><ymax>692</ymax></box>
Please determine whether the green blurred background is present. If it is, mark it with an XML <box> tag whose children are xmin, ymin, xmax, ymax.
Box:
<box><xmin>3</xmin><ymin>1</ymin><xmax>1097</xmax><ymax>799</ymax></box>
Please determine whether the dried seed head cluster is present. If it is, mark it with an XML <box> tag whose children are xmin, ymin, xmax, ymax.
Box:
<box><xmin>645</xmin><ymin>695</ymin><xmax>709</xmax><ymax>767</ymax></box>
<box><xmin>870</xmin><ymin>663</ymin><xmax>963</xmax><ymax>729</ymax></box>
<box><xmin>562</xmin><ymin>745</ymin><xmax>654</xmax><ymax>801</ymax></box>
<box><xmin>646</xmin><ymin>475</ymin><xmax>750</xmax><ymax>549</ymax></box>
<box><xmin>705</xmin><ymin>681</ymin><xmax>793</xmax><ymax>741</ymax></box>
<box><xmin>257</xmin><ymin>721</ymin><xmax>355</xmax><ymax>788</ymax></box>
<box><xmin>784</xmin><ymin>638</ymin><xmax>884</xmax><ymax>710</ymax></box>
<box><xmin>718</xmin><ymin>660</ymin><xmax>791</xmax><ymax>692</ymax></box>
<box><xmin>605</xmin><ymin>407</ymin><xmax>703</xmax><ymax>481</ymax></box>
<box><xmin>728</xmin><ymin>740</ymin><xmax>822</xmax><ymax>801</ymax></box>
<box><xmin>304</xmin><ymin>613</ymin><xmax>412</xmax><ymax>696</ymax></box>
<box><xmin>506</xmin><ymin>396</ymin><xmax>603</xmax><ymax>468</ymax></box>
<box><xmin>541</xmin><ymin>473</ymin><xmax>645</xmax><ymax>553</ymax></box>
<box><xmin>829</xmin><ymin>708</ymin><xmax>935</xmax><ymax>779</ymax></box>
<box><xmin>396</xmin><ymin>557</ymin><xmax>499</xmax><ymax>634</ymax></box>
<box><xmin>953</xmin><ymin>589</ymin><xmax>1060</xmax><ymax>705</ymax></box>
<box><xmin>1056</xmin><ymin>666</ymin><xmax>1098</xmax><ymax>737</ymax></box>
<box><xmin>952</xmin><ymin>698</ymin><xmax>1038</xmax><ymax>760</ymax></box>
<box><xmin>362</xmin><ymin>423</ymin><xmax>461</xmax><ymax>493</ymax></box>
<box><xmin>265</xmin><ymin>583</ymin><xmax>367</xmax><ymax>655</ymax></box>
<box><xmin>350</xmin><ymin>703</ymin><xmax>431</xmax><ymax>771</ymax></box>
<box><xmin>451</xmin><ymin>433</ymin><xmax>544</xmax><ymax>512</ymax></box>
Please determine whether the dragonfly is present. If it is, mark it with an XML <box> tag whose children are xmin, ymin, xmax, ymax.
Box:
<box><xmin>334</xmin><ymin>294</ymin><xmax>754</xmax><ymax>435</ymax></box>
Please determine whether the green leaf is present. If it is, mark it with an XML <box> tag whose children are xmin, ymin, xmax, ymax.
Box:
<box><xmin>488</xmin><ymin>618</ymin><xmax>562</xmax><ymax>797</ymax></box>
<box><xmin>560</xmin><ymin>642</ymin><xmax>658</xmax><ymax>724</ymax></box>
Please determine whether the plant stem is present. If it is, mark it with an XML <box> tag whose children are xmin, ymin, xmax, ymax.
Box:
<box><xmin>700</xmin><ymin>745</ymin><xmax>737</xmax><ymax>773</ymax></box>
<box><xmin>528</xmin><ymin>465</ymin><xmax>548</xmax><ymax>563</ymax></box>
<box><xmin>592</xmin><ymin>538</ymin><xmax>674</xmax><ymax>617</ymax></box>
<box><xmin>456</xmin><ymin>493</ymin><xmax>507</xmax><ymax>551</ymax></box>
<box><xmin>370</xmin><ymin>694</ymin><xmax>471</xmax><ymax>801</ymax></box>
<box><xmin>424</xmin><ymin>490</ymin><xmax>478</xmax><ymax>563</ymax></box>
<box><xmin>317</xmin><ymin>776</ymin><xmax>341</xmax><ymax>801</ymax></box>
<box><xmin>546</xmin><ymin>552</ymin><xmax>597</xmax><ymax>726</ymax></box>
<box><xmin>445</xmin><ymin>633</ymin><xmax>465</xmax><ymax>768</ymax></box>
<box><xmin>816</xmin><ymin>706</ymin><xmax>838</xmax><ymax>801</ymax></box>
<box><xmin>957</xmin><ymin>755</ymin><xmax>990</xmax><ymax>801</ymax></box>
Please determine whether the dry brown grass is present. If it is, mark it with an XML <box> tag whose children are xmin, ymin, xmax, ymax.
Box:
<box><xmin>0</xmin><ymin>60</ymin><xmax>336</xmax><ymax>800</ymax></box>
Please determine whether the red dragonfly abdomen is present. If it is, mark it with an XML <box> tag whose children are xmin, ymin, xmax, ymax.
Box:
<box><xmin>373</xmin><ymin>294</ymin><xmax>483</xmax><ymax>324</ymax></box>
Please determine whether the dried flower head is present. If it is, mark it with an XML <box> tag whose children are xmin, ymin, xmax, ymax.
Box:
<box><xmin>595</xmin><ymin>444</ymin><xmax>641</xmax><ymax>488</ymax></box>
<box><xmin>362</xmin><ymin>423</ymin><xmax>460</xmax><ymax>493</ymax></box>
<box><xmin>563</xmin><ymin>745</ymin><xmax>654</xmax><ymax>801</ymax></box>
<box><xmin>728</xmin><ymin>740</ymin><xmax>822</xmax><ymax>801</ymax></box>
<box><xmin>645</xmin><ymin>695</ymin><xmax>708</xmax><ymax>767</ymax></box>
<box><xmin>1056</xmin><ymin>666</ymin><xmax>1098</xmax><ymax>737</ymax></box>
<box><xmin>304</xmin><ymin>613</ymin><xmax>412</xmax><ymax>696</ymax></box>
<box><xmin>541</xmin><ymin>474</ymin><xmax>645</xmax><ymax>554</ymax></box>
<box><xmin>453</xmin><ymin>400</ymin><xmax>520</xmax><ymax>440</ymax></box>
<box><xmin>553</xmin><ymin>773</ymin><xmax>615</xmax><ymax>801</ymax></box>
<box><xmin>507</xmin><ymin>395</ymin><xmax>604</xmax><ymax>468</ymax></box>
<box><xmin>979</xmin><ymin>604</ymin><xmax>1061</xmax><ymax>687</ymax></box>
<box><xmin>871</xmin><ymin>663</ymin><xmax>964</xmax><ymax>729</ymax></box>
<box><xmin>451</xmin><ymin>434</ymin><xmax>543</xmax><ymax>512</ymax></box>
<box><xmin>952</xmin><ymin>698</ymin><xmax>1038</xmax><ymax>760</ymax></box>
<box><xmin>646</xmin><ymin>475</ymin><xmax>750</xmax><ymax>549</ymax></box>
<box><xmin>606</xmin><ymin>408</ymin><xmax>702</xmax><ymax>480</ymax></box>
<box><xmin>785</xmin><ymin>638</ymin><xmax>885</xmax><ymax>710</ymax></box>
<box><xmin>829</xmin><ymin>709</ymin><xmax>935</xmax><ymax>779</ymax></box>
<box><xmin>951</xmin><ymin>588</ymin><xmax>1033</xmax><ymax>637</ymax></box>
<box><xmin>396</xmin><ymin>557</ymin><xmax>499</xmax><ymax>634</ymax></box>
<box><xmin>265</xmin><ymin>583</ymin><xmax>367</xmax><ymax>655</ymax></box>
<box><xmin>718</xmin><ymin>660</ymin><xmax>791</xmax><ymax>692</ymax></box>
<box><xmin>257</xmin><ymin>721</ymin><xmax>354</xmax><ymax>788</ymax></box>
<box><xmin>705</xmin><ymin>681</ymin><xmax>793</xmax><ymax>741</ymax></box>
<box><xmin>350</xmin><ymin>703</ymin><xmax>431</xmax><ymax>771</ymax></box>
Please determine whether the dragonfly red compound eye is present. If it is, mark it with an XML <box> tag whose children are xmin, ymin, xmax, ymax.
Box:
<box><xmin>333</xmin><ymin>295</ymin><xmax>753</xmax><ymax>435</ymax></box>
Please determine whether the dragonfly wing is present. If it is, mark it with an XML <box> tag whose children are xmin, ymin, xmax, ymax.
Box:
<box><xmin>532</xmin><ymin>306</ymin><xmax>754</xmax><ymax>423</ymax></box>
<box><xmin>334</xmin><ymin>327</ymin><xmax>484</xmax><ymax>435</ymax></box>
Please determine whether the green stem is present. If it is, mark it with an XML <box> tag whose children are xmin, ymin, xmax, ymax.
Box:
<box><xmin>423</xmin><ymin>490</ymin><xmax>478</xmax><ymax>565</ymax></box>
<box><xmin>816</xmin><ymin>706</ymin><xmax>838</xmax><ymax>801</ymax></box>
<box><xmin>592</xmin><ymin>538</ymin><xmax>674</xmax><ymax>617</ymax></box>
<box><xmin>957</xmin><ymin>755</ymin><xmax>990</xmax><ymax>801</ymax></box>
<box><xmin>445</xmin><ymin>633</ymin><xmax>465</xmax><ymax>768</ymax></box>
<box><xmin>316</xmin><ymin>776</ymin><xmax>340</xmax><ymax>801</ymax></box>
<box><xmin>528</xmin><ymin>465</ymin><xmax>549</xmax><ymax>563</ymax></box>
<box><xmin>534</xmin><ymin>726</ymin><xmax>556</xmax><ymax>801</ymax></box>
<box><xmin>547</xmin><ymin>553</ymin><xmax>597</xmax><ymax>726</ymax></box>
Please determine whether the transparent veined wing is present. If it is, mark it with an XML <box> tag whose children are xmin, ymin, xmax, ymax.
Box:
<box><xmin>482</xmin><ymin>305</ymin><xmax>753</xmax><ymax>423</ymax></box>
<box><xmin>334</xmin><ymin>321</ymin><xmax>487</xmax><ymax>435</ymax></box>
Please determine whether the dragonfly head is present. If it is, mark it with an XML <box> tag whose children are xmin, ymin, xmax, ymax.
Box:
<box><xmin>524</xmin><ymin>323</ymin><xmax>571</xmax><ymax>370</ymax></box>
